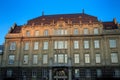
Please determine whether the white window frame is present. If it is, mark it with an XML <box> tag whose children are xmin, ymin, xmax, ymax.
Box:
<box><xmin>74</xmin><ymin>54</ymin><xmax>80</xmax><ymax>64</ymax></box>
<box><xmin>43</xmin><ymin>55</ymin><xmax>48</xmax><ymax>64</ymax></box>
<box><xmin>23</xmin><ymin>55</ymin><xmax>28</xmax><ymax>64</ymax></box>
<box><xmin>44</xmin><ymin>30</ymin><xmax>48</xmax><ymax>36</ymax></box>
<box><xmin>94</xmin><ymin>40</ymin><xmax>100</xmax><ymax>48</ymax></box>
<box><xmin>34</xmin><ymin>42</ymin><xmax>39</xmax><ymax>50</ymax></box>
<box><xmin>24</xmin><ymin>42</ymin><xmax>29</xmax><ymax>50</ymax></box>
<box><xmin>84</xmin><ymin>40</ymin><xmax>89</xmax><ymax>49</ymax></box>
<box><xmin>33</xmin><ymin>55</ymin><xmax>38</xmax><ymax>64</ymax></box>
<box><xmin>8</xmin><ymin>55</ymin><xmax>15</xmax><ymax>64</ymax></box>
<box><xmin>74</xmin><ymin>28</ymin><xmax>79</xmax><ymax>35</ymax></box>
<box><xmin>94</xmin><ymin>28</ymin><xmax>99</xmax><ymax>34</ymax></box>
<box><xmin>54</xmin><ymin>41</ymin><xmax>67</xmax><ymax>49</ymax></box>
<box><xmin>35</xmin><ymin>30</ymin><xmax>39</xmax><ymax>36</ymax></box>
<box><xmin>26</xmin><ymin>31</ymin><xmax>30</xmax><ymax>37</ymax></box>
<box><xmin>9</xmin><ymin>42</ymin><xmax>16</xmax><ymax>50</ymax></box>
<box><xmin>109</xmin><ymin>39</ymin><xmax>117</xmax><ymax>48</ymax></box>
<box><xmin>74</xmin><ymin>41</ymin><xmax>79</xmax><ymax>49</ymax></box>
<box><xmin>43</xmin><ymin>41</ymin><xmax>48</xmax><ymax>50</ymax></box>
<box><xmin>85</xmin><ymin>54</ymin><xmax>90</xmax><ymax>63</ymax></box>
<box><xmin>111</xmin><ymin>53</ymin><xmax>118</xmax><ymax>63</ymax></box>
<box><xmin>84</xmin><ymin>28</ymin><xmax>88</xmax><ymax>35</ymax></box>
<box><xmin>96</xmin><ymin>54</ymin><xmax>101</xmax><ymax>63</ymax></box>
<box><xmin>54</xmin><ymin>54</ymin><xmax>68</xmax><ymax>63</ymax></box>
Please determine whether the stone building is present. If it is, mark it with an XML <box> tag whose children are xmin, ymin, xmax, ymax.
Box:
<box><xmin>0</xmin><ymin>12</ymin><xmax>120</xmax><ymax>80</ymax></box>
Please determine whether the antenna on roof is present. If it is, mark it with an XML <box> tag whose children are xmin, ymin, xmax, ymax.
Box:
<box><xmin>42</xmin><ymin>11</ymin><xmax>44</xmax><ymax>16</ymax></box>
<box><xmin>82</xmin><ymin>9</ymin><xmax>84</xmax><ymax>14</ymax></box>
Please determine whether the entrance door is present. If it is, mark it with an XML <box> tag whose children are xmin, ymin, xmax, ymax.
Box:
<box><xmin>53</xmin><ymin>68</ymin><xmax>68</xmax><ymax>80</ymax></box>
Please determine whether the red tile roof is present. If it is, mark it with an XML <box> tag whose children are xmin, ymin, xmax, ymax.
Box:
<box><xmin>27</xmin><ymin>13</ymin><xmax>98</xmax><ymax>25</ymax></box>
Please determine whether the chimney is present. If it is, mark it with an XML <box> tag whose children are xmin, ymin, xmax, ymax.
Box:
<box><xmin>113</xmin><ymin>18</ymin><xmax>117</xmax><ymax>24</ymax></box>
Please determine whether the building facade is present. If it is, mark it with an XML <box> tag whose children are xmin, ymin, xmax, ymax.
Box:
<box><xmin>0</xmin><ymin>12</ymin><xmax>120</xmax><ymax>80</ymax></box>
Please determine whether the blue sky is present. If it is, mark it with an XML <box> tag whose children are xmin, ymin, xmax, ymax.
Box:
<box><xmin>0</xmin><ymin>0</ymin><xmax>120</xmax><ymax>44</ymax></box>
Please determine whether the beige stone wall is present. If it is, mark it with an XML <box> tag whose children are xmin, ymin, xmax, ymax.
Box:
<box><xmin>2</xmin><ymin>21</ymin><xmax>120</xmax><ymax>67</ymax></box>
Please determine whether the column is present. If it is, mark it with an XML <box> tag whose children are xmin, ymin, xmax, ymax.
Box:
<box><xmin>68</xmin><ymin>68</ymin><xmax>72</xmax><ymax>80</ymax></box>
<box><xmin>49</xmin><ymin>69</ymin><xmax>52</xmax><ymax>80</ymax></box>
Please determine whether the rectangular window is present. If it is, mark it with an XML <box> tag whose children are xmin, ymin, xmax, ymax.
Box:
<box><xmin>33</xmin><ymin>55</ymin><xmax>38</xmax><ymax>64</ymax></box>
<box><xmin>111</xmin><ymin>53</ymin><xmax>118</xmax><ymax>63</ymax></box>
<box><xmin>34</xmin><ymin>42</ymin><xmax>39</xmax><ymax>50</ymax></box>
<box><xmin>54</xmin><ymin>54</ymin><xmax>57</xmax><ymax>63</ymax></box>
<box><xmin>94</xmin><ymin>40</ymin><xmax>100</xmax><ymax>48</ymax></box>
<box><xmin>58</xmin><ymin>54</ymin><xmax>64</xmax><ymax>63</ymax></box>
<box><xmin>65</xmin><ymin>54</ymin><xmax>68</xmax><ymax>63</ymax></box>
<box><xmin>96</xmin><ymin>69</ymin><xmax>102</xmax><ymax>77</ymax></box>
<box><xmin>44</xmin><ymin>30</ymin><xmax>48</xmax><ymax>36</ymax></box>
<box><xmin>8</xmin><ymin>55</ymin><xmax>15</xmax><ymax>64</ymax></box>
<box><xmin>74</xmin><ymin>54</ymin><xmax>80</xmax><ymax>63</ymax></box>
<box><xmin>23</xmin><ymin>55</ymin><xmax>28</xmax><ymax>64</ymax></box>
<box><xmin>75</xmin><ymin>69</ymin><xmax>80</xmax><ymax>77</ymax></box>
<box><xmin>43</xmin><ymin>42</ymin><xmax>48</xmax><ymax>50</ymax></box>
<box><xmin>9</xmin><ymin>42</ymin><xmax>16</xmax><ymax>50</ymax></box>
<box><xmin>109</xmin><ymin>39</ymin><xmax>117</xmax><ymax>48</ymax></box>
<box><xmin>84</xmin><ymin>28</ymin><xmax>88</xmax><ymax>35</ymax></box>
<box><xmin>54</xmin><ymin>41</ymin><xmax>67</xmax><ymax>49</ymax></box>
<box><xmin>35</xmin><ymin>30</ymin><xmax>39</xmax><ymax>36</ymax></box>
<box><xmin>86</xmin><ymin>69</ymin><xmax>91</xmax><ymax>78</ymax></box>
<box><xmin>96</xmin><ymin>54</ymin><xmax>101</xmax><ymax>63</ymax></box>
<box><xmin>7</xmin><ymin>70</ymin><xmax>12</xmax><ymax>77</ymax></box>
<box><xmin>74</xmin><ymin>41</ymin><xmax>79</xmax><ymax>49</ymax></box>
<box><xmin>85</xmin><ymin>54</ymin><xmax>90</xmax><ymax>63</ymax></box>
<box><xmin>94</xmin><ymin>28</ymin><xmax>99</xmax><ymax>34</ymax></box>
<box><xmin>74</xmin><ymin>29</ymin><xmax>78</xmax><ymax>35</ymax></box>
<box><xmin>84</xmin><ymin>40</ymin><xmax>89</xmax><ymax>49</ymax></box>
<box><xmin>24</xmin><ymin>42</ymin><xmax>29</xmax><ymax>50</ymax></box>
<box><xmin>26</xmin><ymin>31</ymin><xmax>30</xmax><ymax>36</ymax></box>
<box><xmin>43</xmin><ymin>55</ymin><xmax>48</xmax><ymax>64</ymax></box>
<box><xmin>114</xmin><ymin>69</ymin><xmax>120</xmax><ymax>78</ymax></box>
<box><xmin>32</xmin><ymin>70</ymin><xmax>37</xmax><ymax>77</ymax></box>
<box><xmin>65</xmin><ymin>30</ymin><xmax>67</xmax><ymax>35</ymax></box>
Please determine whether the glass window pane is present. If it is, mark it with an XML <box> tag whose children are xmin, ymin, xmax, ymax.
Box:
<box><xmin>23</xmin><ymin>55</ymin><xmax>28</xmax><ymax>64</ymax></box>
<box><xmin>109</xmin><ymin>40</ymin><xmax>116</xmax><ymax>48</ymax></box>
<box><xmin>111</xmin><ymin>53</ymin><xmax>118</xmax><ymax>63</ymax></box>
<box><xmin>74</xmin><ymin>54</ymin><xmax>80</xmax><ymax>63</ymax></box>
<box><xmin>33</xmin><ymin>55</ymin><xmax>38</xmax><ymax>64</ymax></box>
<box><xmin>74</xmin><ymin>29</ymin><xmax>78</xmax><ymax>35</ymax></box>
<box><xmin>34</xmin><ymin>42</ymin><xmax>39</xmax><ymax>50</ymax></box>
<box><xmin>58</xmin><ymin>54</ymin><xmax>64</xmax><ymax>63</ymax></box>
<box><xmin>43</xmin><ymin>55</ymin><xmax>48</xmax><ymax>64</ymax></box>
<box><xmin>10</xmin><ymin>42</ymin><xmax>16</xmax><ymax>50</ymax></box>
<box><xmin>85</xmin><ymin>54</ymin><xmax>90</xmax><ymax>63</ymax></box>
<box><xmin>74</xmin><ymin>41</ymin><xmax>79</xmax><ymax>49</ymax></box>
<box><xmin>94</xmin><ymin>28</ymin><xmax>99</xmax><ymax>34</ymax></box>
<box><xmin>35</xmin><ymin>30</ymin><xmax>39</xmax><ymax>36</ymax></box>
<box><xmin>43</xmin><ymin>42</ymin><xmax>48</xmax><ymax>50</ymax></box>
<box><xmin>94</xmin><ymin>40</ymin><xmax>100</xmax><ymax>48</ymax></box>
<box><xmin>96</xmin><ymin>54</ymin><xmax>101</xmax><ymax>63</ymax></box>
<box><xmin>84</xmin><ymin>40</ymin><xmax>89</xmax><ymax>49</ymax></box>
<box><xmin>84</xmin><ymin>28</ymin><xmax>88</xmax><ymax>35</ymax></box>
<box><xmin>8</xmin><ymin>55</ymin><xmax>15</xmax><ymax>64</ymax></box>
<box><xmin>24</xmin><ymin>42</ymin><xmax>29</xmax><ymax>50</ymax></box>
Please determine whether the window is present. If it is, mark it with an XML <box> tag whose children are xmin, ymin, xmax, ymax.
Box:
<box><xmin>58</xmin><ymin>54</ymin><xmax>64</xmax><ymax>63</ymax></box>
<box><xmin>24</xmin><ymin>42</ymin><xmax>29</xmax><ymax>50</ymax></box>
<box><xmin>84</xmin><ymin>40</ymin><xmax>89</xmax><ymax>49</ymax></box>
<box><xmin>54</xmin><ymin>41</ymin><xmax>67</xmax><ymax>49</ymax></box>
<box><xmin>23</xmin><ymin>55</ymin><xmax>28</xmax><ymax>64</ymax></box>
<box><xmin>109</xmin><ymin>39</ymin><xmax>117</xmax><ymax>48</ymax></box>
<box><xmin>75</xmin><ymin>69</ymin><xmax>80</xmax><ymax>77</ymax></box>
<box><xmin>7</xmin><ymin>70</ymin><xmax>12</xmax><ymax>77</ymax></box>
<box><xmin>32</xmin><ymin>70</ymin><xmax>37</xmax><ymax>77</ymax></box>
<box><xmin>0</xmin><ymin>50</ymin><xmax>2</xmax><ymax>53</ymax></box>
<box><xmin>9</xmin><ymin>42</ymin><xmax>16</xmax><ymax>50</ymax></box>
<box><xmin>84</xmin><ymin>28</ymin><xmax>88</xmax><ymax>35</ymax></box>
<box><xmin>94</xmin><ymin>28</ymin><xmax>99</xmax><ymax>34</ymax></box>
<box><xmin>54</xmin><ymin>54</ymin><xmax>68</xmax><ymax>63</ymax></box>
<box><xmin>114</xmin><ymin>69</ymin><xmax>120</xmax><ymax>78</ymax></box>
<box><xmin>34</xmin><ymin>42</ymin><xmax>39</xmax><ymax>50</ymax></box>
<box><xmin>111</xmin><ymin>53</ymin><xmax>118</xmax><ymax>63</ymax></box>
<box><xmin>35</xmin><ymin>30</ymin><xmax>39</xmax><ymax>36</ymax></box>
<box><xmin>44</xmin><ymin>30</ymin><xmax>48</xmax><ymax>36</ymax></box>
<box><xmin>74</xmin><ymin>54</ymin><xmax>80</xmax><ymax>63</ymax></box>
<box><xmin>43</xmin><ymin>42</ymin><xmax>48</xmax><ymax>50</ymax></box>
<box><xmin>74</xmin><ymin>41</ymin><xmax>79</xmax><ymax>49</ymax></box>
<box><xmin>85</xmin><ymin>54</ymin><xmax>90</xmax><ymax>63</ymax></box>
<box><xmin>8</xmin><ymin>55</ymin><xmax>15</xmax><ymax>64</ymax></box>
<box><xmin>33</xmin><ymin>55</ymin><xmax>38</xmax><ymax>64</ymax></box>
<box><xmin>86</xmin><ymin>69</ymin><xmax>91</xmax><ymax>78</ymax></box>
<box><xmin>26</xmin><ymin>31</ymin><xmax>30</xmax><ymax>36</ymax></box>
<box><xmin>94</xmin><ymin>40</ymin><xmax>100</xmax><ymax>48</ymax></box>
<box><xmin>96</xmin><ymin>69</ymin><xmax>102</xmax><ymax>77</ymax></box>
<box><xmin>74</xmin><ymin>28</ymin><xmax>78</xmax><ymax>35</ymax></box>
<box><xmin>43</xmin><ymin>55</ymin><xmax>48</xmax><ymax>64</ymax></box>
<box><xmin>54</xmin><ymin>29</ymin><xmax>68</xmax><ymax>35</ymax></box>
<box><xmin>96</xmin><ymin>54</ymin><xmax>101</xmax><ymax>63</ymax></box>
